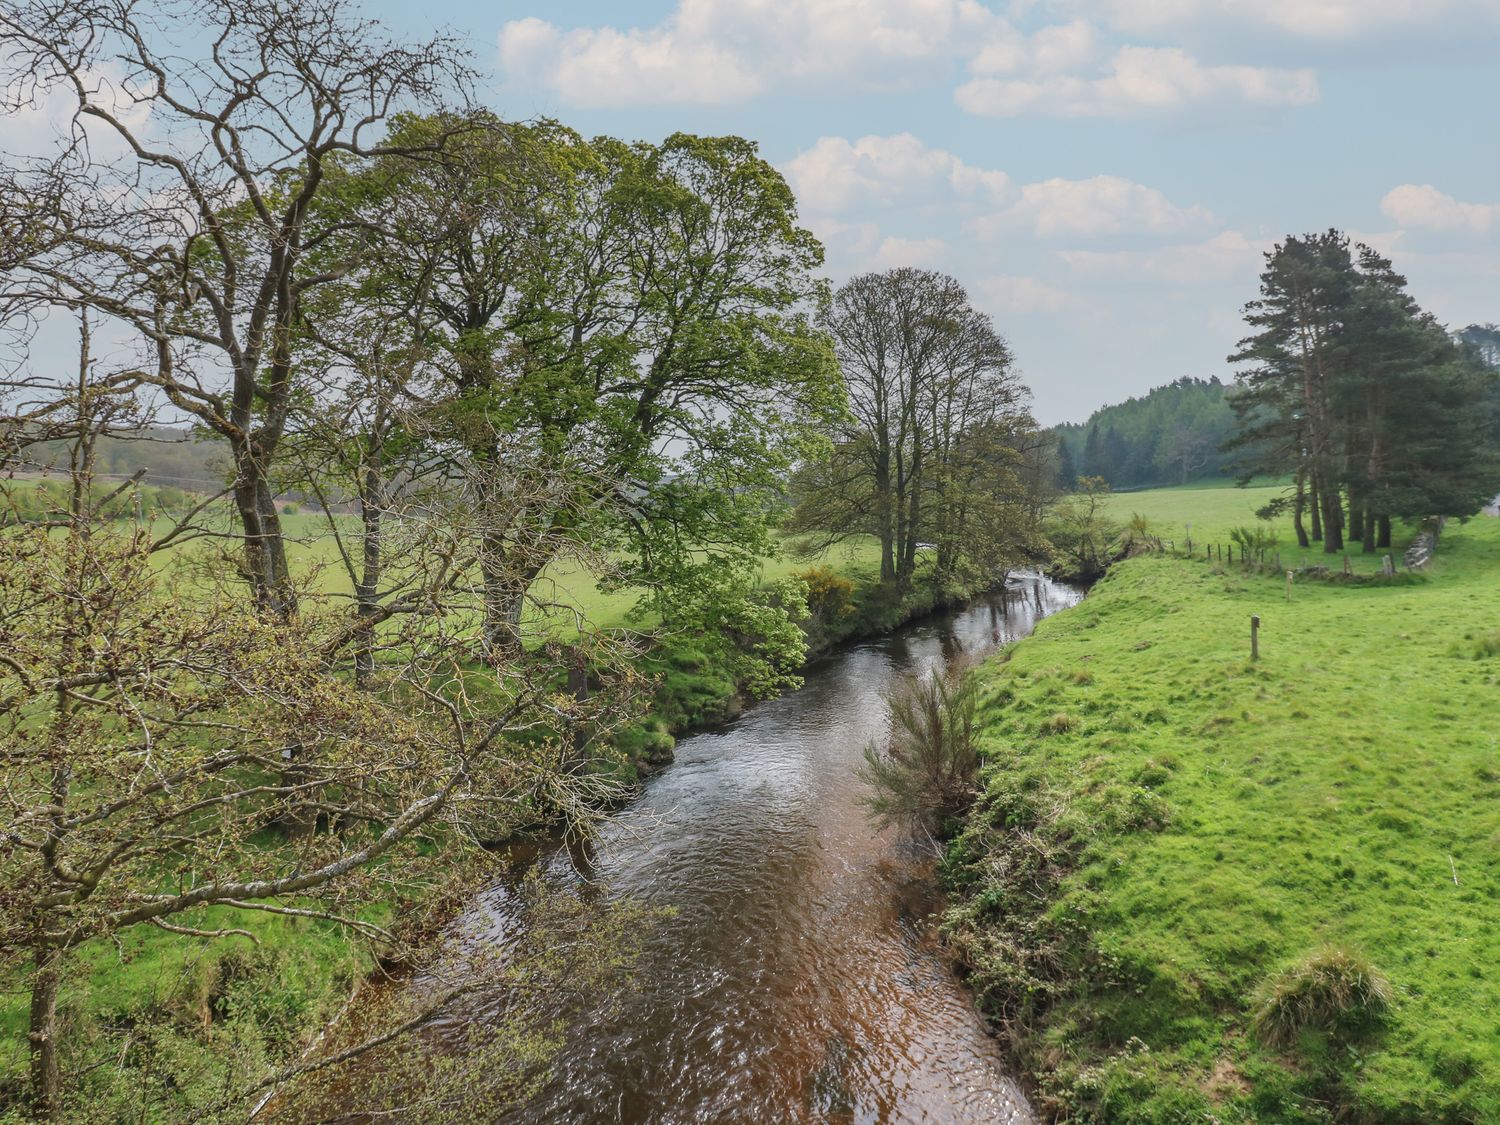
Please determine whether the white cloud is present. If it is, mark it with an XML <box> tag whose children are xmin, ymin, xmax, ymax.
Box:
<box><xmin>996</xmin><ymin>174</ymin><xmax>1215</xmax><ymax>237</ymax></box>
<box><xmin>783</xmin><ymin>133</ymin><xmax>1010</xmax><ymax>214</ymax></box>
<box><xmin>498</xmin><ymin>1</ymin><xmax>1328</xmax><ymax>119</ymax></box>
<box><xmin>873</xmin><ymin>236</ymin><xmax>950</xmax><ymax>269</ymax></box>
<box><xmin>0</xmin><ymin>65</ymin><xmax>152</xmax><ymax>158</ymax></box>
<box><xmin>1381</xmin><ymin>184</ymin><xmax>1499</xmax><ymax>235</ymax></box>
<box><xmin>1060</xmin><ymin>230</ymin><xmax>1265</xmax><ymax>283</ymax></box>
<box><xmin>978</xmin><ymin>274</ymin><xmax>1077</xmax><ymax>314</ymax></box>
<box><xmin>787</xmin><ymin>134</ymin><xmax>1213</xmax><ymax>240</ymax></box>
<box><xmin>498</xmin><ymin>0</ymin><xmax>1007</xmax><ymax>108</ymax></box>
<box><xmin>957</xmin><ymin>44</ymin><xmax>1317</xmax><ymax>118</ymax></box>
<box><xmin>1061</xmin><ymin>0</ymin><xmax>1495</xmax><ymax>41</ymax></box>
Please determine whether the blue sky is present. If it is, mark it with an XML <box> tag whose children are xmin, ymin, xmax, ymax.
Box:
<box><xmin>354</xmin><ymin>0</ymin><xmax>1500</xmax><ymax>424</ymax></box>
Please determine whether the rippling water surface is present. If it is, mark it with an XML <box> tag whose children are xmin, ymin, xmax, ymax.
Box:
<box><xmin>452</xmin><ymin>577</ymin><xmax>1076</xmax><ymax>1123</ymax></box>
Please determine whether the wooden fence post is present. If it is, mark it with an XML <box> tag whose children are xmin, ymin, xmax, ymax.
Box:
<box><xmin>1251</xmin><ymin>614</ymin><xmax>1260</xmax><ymax>661</ymax></box>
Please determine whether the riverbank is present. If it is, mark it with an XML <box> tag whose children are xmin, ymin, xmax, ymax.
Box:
<box><xmin>944</xmin><ymin>514</ymin><xmax>1500</xmax><ymax>1121</ymax></box>
<box><xmin>0</xmin><ymin>538</ymin><xmax>1011</xmax><ymax>1118</ymax></box>
<box><xmin>614</xmin><ymin>559</ymin><xmax>1023</xmax><ymax>773</ymax></box>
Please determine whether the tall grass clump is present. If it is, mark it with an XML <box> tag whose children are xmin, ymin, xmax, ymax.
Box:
<box><xmin>859</xmin><ymin>661</ymin><xmax>980</xmax><ymax>843</ymax></box>
<box><xmin>1252</xmin><ymin>946</ymin><xmax>1394</xmax><ymax>1048</ymax></box>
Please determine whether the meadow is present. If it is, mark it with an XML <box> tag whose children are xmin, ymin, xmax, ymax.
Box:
<box><xmin>1105</xmin><ymin>477</ymin><xmax>1413</xmax><ymax>575</ymax></box>
<box><xmin>947</xmin><ymin>491</ymin><xmax>1500</xmax><ymax>1120</ymax></box>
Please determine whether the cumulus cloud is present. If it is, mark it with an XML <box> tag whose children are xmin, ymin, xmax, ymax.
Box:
<box><xmin>787</xmin><ymin>134</ymin><xmax>1213</xmax><ymax>240</ymax></box>
<box><xmin>1059</xmin><ymin>230</ymin><xmax>1265</xmax><ymax>283</ymax></box>
<box><xmin>1059</xmin><ymin>0</ymin><xmax>1496</xmax><ymax>41</ymax></box>
<box><xmin>978</xmin><ymin>274</ymin><xmax>1077</xmax><ymax>314</ymax></box>
<box><xmin>498</xmin><ymin>0</ymin><xmax>1006</xmax><ymax>108</ymax></box>
<box><xmin>0</xmin><ymin>65</ymin><xmax>152</xmax><ymax>158</ymax></box>
<box><xmin>783</xmin><ymin>133</ymin><xmax>1010</xmax><ymax>214</ymax></box>
<box><xmin>956</xmin><ymin>41</ymin><xmax>1317</xmax><ymax>118</ymax></box>
<box><xmin>1006</xmin><ymin>175</ymin><xmax>1216</xmax><ymax>236</ymax></box>
<box><xmin>873</xmin><ymin>236</ymin><xmax>950</xmax><ymax>269</ymax></box>
<box><xmin>1381</xmin><ymin>184</ymin><xmax>1499</xmax><ymax>235</ymax></box>
<box><xmin>499</xmin><ymin>0</ymin><xmax>1327</xmax><ymax>119</ymax></box>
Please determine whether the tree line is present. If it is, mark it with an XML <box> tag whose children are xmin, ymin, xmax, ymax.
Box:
<box><xmin>1052</xmin><ymin>376</ymin><xmax>1237</xmax><ymax>491</ymax></box>
<box><xmin>0</xmin><ymin>0</ymin><xmax>842</xmax><ymax>1117</ymax></box>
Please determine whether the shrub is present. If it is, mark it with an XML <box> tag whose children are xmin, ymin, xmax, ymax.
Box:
<box><xmin>794</xmin><ymin>564</ymin><xmax>856</xmax><ymax>622</ymax></box>
<box><xmin>859</xmin><ymin>661</ymin><xmax>980</xmax><ymax>841</ymax></box>
<box><xmin>1229</xmin><ymin>523</ymin><xmax>1279</xmax><ymax>561</ymax></box>
<box><xmin>1252</xmin><ymin>946</ymin><xmax>1393</xmax><ymax>1048</ymax></box>
<box><xmin>1471</xmin><ymin>631</ymin><xmax>1500</xmax><ymax>660</ymax></box>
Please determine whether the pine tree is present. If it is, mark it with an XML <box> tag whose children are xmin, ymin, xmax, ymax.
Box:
<box><xmin>1054</xmin><ymin>435</ymin><xmax>1077</xmax><ymax>491</ymax></box>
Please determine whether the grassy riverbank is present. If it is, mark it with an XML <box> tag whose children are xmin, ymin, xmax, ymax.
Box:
<box><xmin>946</xmin><ymin>500</ymin><xmax>1500</xmax><ymax>1121</ymax></box>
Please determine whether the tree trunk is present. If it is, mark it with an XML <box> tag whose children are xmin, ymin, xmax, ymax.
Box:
<box><xmin>1377</xmin><ymin>514</ymin><xmax>1392</xmax><ymax>549</ymax></box>
<box><xmin>481</xmin><ymin>539</ymin><xmax>546</xmax><ymax>660</ymax></box>
<box><xmin>1321</xmin><ymin>486</ymin><xmax>1344</xmax><ymax>553</ymax></box>
<box><xmin>1293</xmin><ymin>472</ymin><xmax>1311</xmax><ymax>548</ymax></box>
<box><xmin>1361</xmin><ymin>507</ymin><xmax>1376</xmax><ymax>554</ymax></box>
<box><xmin>354</xmin><ymin>451</ymin><xmax>385</xmax><ymax>688</ymax></box>
<box><xmin>1309</xmin><ymin>475</ymin><xmax>1324</xmax><ymax>541</ymax></box>
<box><xmin>29</xmin><ymin>948</ymin><xmax>60</xmax><ymax>1121</ymax></box>
<box><xmin>230</xmin><ymin>440</ymin><xmax>296</xmax><ymax>619</ymax></box>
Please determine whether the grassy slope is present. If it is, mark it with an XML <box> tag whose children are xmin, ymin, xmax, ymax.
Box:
<box><xmin>947</xmin><ymin>495</ymin><xmax>1500</xmax><ymax>1121</ymax></box>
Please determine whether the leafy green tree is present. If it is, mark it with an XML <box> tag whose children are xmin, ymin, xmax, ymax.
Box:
<box><xmin>1227</xmin><ymin>232</ymin><xmax>1500</xmax><ymax>552</ymax></box>
<box><xmin>334</xmin><ymin>117</ymin><xmax>842</xmax><ymax>659</ymax></box>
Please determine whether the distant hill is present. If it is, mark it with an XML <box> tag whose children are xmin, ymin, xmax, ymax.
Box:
<box><xmin>10</xmin><ymin>426</ymin><xmax>230</xmax><ymax>491</ymax></box>
<box><xmin>1054</xmin><ymin>376</ymin><xmax>1236</xmax><ymax>491</ymax></box>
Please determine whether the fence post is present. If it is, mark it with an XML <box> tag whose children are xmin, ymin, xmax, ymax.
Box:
<box><xmin>1250</xmin><ymin>614</ymin><xmax>1260</xmax><ymax>661</ymax></box>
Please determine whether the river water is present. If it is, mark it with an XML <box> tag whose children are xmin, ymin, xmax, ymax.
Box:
<box><xmin>405</xmin><ymin>576</ymin><xmax>1077</xmax><ymax>1123</ymax></box>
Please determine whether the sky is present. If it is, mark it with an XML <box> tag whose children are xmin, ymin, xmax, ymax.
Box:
<box><xmin>6</xmin><ymin>2</ymin><xmax>1498</xmax><ymax>426</ymax></box>
<box><xmin>350</xmin><ymin>0</ymin><xmax>1500</xmax><ymax>425</ymax></box>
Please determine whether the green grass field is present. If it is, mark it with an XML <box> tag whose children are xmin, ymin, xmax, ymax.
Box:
<box><xmin>948</xmin><ymin>496</ymin><xmax>1500</xmax><ymax>1121</ymax></box>
<box><xmin>1105</xmin><ymin>478</ymin><xmax>1415</xmax><ymax>575</ymax></box>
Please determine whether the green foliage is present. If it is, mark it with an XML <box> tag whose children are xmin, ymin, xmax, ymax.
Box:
<box><xmin>945</xmin><ymin>489</ymin><xmax>1500</xmax><ymax>1121</ymax></box>
<box><xmin>1228</xmin><ymin>524</ymin><xmax>1279</xmax><ymax>558</ymax></box>
<box><xmin>1054</xmin><ymin>376</ymin><xmax>1236</xmax><ymax>490</ymax></box>
<box><xmin>1253</xmin><ymin>946</ymin><xmax>1393</xmax><ymax>1048</ymax></box>
<box><xmin>859</xmin><ymin>662</ymin><xmax>981</xmax><ymax>838</ymax></box>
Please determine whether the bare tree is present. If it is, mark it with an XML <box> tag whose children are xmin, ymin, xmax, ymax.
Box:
<box><xmin>0</xmin><ymin>0</ymin><xmax>471</xmax><ymax>617</ymax></box>
<box><xmin>0</xmin><ymin>348</ymin><xmax>645</xmax><ymax>1120</ymax></box>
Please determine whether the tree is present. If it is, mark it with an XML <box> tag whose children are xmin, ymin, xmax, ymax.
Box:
<box><xmin>1227</xmin><ymin>232</ymin><xmax>1500</xmax><ymax>552</ymax></box>
<box><xmin>0</xmin><ymin>0</ymin><xmax>470</xmax><ymax>618</ymax></box>
<box><xmin>0</xmin><ymin>334</ymin><xmax>642</xmax><ymax>1121</ymax></box>
<box><xmin>1158</xmin><ymin>424</ymin><xmax>1211</xmax><ymax>485</ymax></box>
<box><xmin>1054</xmin><ymin>435</ymin><xmax>1077</xmax><ymax>492</ymax></box>
<box><xmin>789</xmin><ymin>268</ymin><xmax>1041</xmax><ymax>585</ymax></box>
<box><xmin>326</xmin><ymin>117</ymin><xmax>842</xmax><ymax>658</ymax></box>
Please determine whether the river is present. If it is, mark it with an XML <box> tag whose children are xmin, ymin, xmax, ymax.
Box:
<box><xmin>343</xmin><ymin>575</ymin><xmax>1080</xmax><ymax>1123</ymax></box>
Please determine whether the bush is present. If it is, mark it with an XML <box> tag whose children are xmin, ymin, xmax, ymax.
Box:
<box><xmin>1252</xmin><ymin>946</ymin><xmax>1393</xmax><ymax>1048</ymax></box>
<box><xmin>793</xmin><ymin>564</ymin><xmax>856</xmax><ymax>622</ymax></box>
<box><xmin>859</xmin><ymin>661</ymin><xmax>980</xmax><ymax>840</ymax></box>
